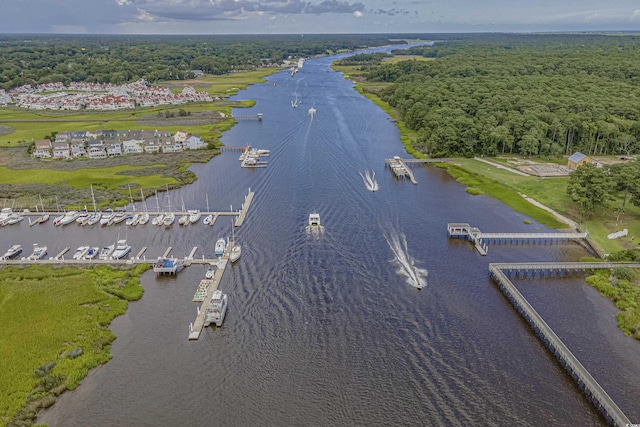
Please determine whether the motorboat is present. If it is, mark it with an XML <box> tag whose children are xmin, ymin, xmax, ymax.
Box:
<box><xmin>204</xmin><ymin>290</ymin><xmax>228</xmax><ymax>327</ymax></box>
<box><xmin>163</xmin><ymin>212</ymin><xmax>175</xmax><ymax>226</ymax></box>
<box><xmin>4</xmin><ymin>213</ymin><xmax>24</xmax><ymax>225</ymax></box>
<box><xmin>125</xmin><ymin>213</ymin><xmax>139</xmax><ymax>226</ymax></box>
<box><xmin>214</xmin><ymin>238</ymin><xmax>226</xmax><ymax>256</ymax></box>
<box><xmin>229</xmin><ymin>245</ymin><xmax>241</xmax><ymax>263</ymax></box>
<box><xmin>188</xmin><ymin>210</ymin><xmax>201</xmax><ymax>224</ymax></box>
<box><xmin>59</xmin><ymin>211</ymin><xmax>79</xmax><ymax>226</ymax></box>
<box><xmin>308</xmin><ymin>213</ymin><xmax>321</xmax><ymax>227</ymax></box>
<box><xmin>100</xmin><ymin>209</ymin><xmax>114</xmax><ymax>225</ymax></box>
<box><xmin>2</xmin><ymin>244</ymin><xmax>23</xmax><ymax>260</ymax></box>
<box><xmin>27</xmin><ymin>244</ymin><xmax>48</xmax><ymax>260</ymax></box>
<box><xmin>111</xmin><ymin>239</ymin><xmax>132</xmax><ymax>259</ymax></box>
<box><xmin>0</xmin><ymin>207</ymin><xmax>13</xmax><ymax>224</ymax></box>
<box><xmin>75</xmin><ymin>211</ymin><xmax>89</xmax><ymax>225</ymax></box>
<box><xmin>72</xmin><ymin>246</ymin><xmax>89</xmax><ymax>260</ymax></box>
<box><xmin>138</xmin><ymin>212</ymin><xmax>149</xmax><ymax>225</ymax></box>
<box><xmin>52</xmin><ymin>214</ymin><xmax>64</xmax><ymax>226</ymax></box>
<box><xmin>84</xmin><ymin>247</ymin><xmax>99</xmax><ymax>259</ymax></box>
<box><xmin>98</xmin><ymin>243</ymin><xmax>116</xmax><ymax>260</ymax></box>
<box><xmin>152</xmin><ymin>213</ymin><xmax>164</xmax><ymax>226</ymax></box>
<box><xmin>109</xmin><ymin>212</ymin><xmax>127</xmax><ymax>225</ymax></box>
<box><xmin>178</xmin><ymin>214</ymin><xmax>190</xmax><ymax>226</ymax></box>
<box><xmin>203</xmin><ymin>214</ymin><xmax>213</xmax><ymax>226</ymax></box>
<box><xmin>86</xmin><ymin>212</ymin><xmax>101</xmax><ymax>226</ymax></box>
<box><xmin>205</xmin><ymin>268</ymin><xmax>215</xmax><ymax>279</ymax></box>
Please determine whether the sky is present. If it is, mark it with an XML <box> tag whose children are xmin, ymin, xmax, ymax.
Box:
<box><xmin>1</xmin><ymin>0</ymin><xmax>640</xmax><ymax>34</ymax></box>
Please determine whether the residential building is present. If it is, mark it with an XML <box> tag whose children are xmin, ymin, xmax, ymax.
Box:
<box><xmin>87</xmin><ymin>140</ymin><xmax>107</xmax><ymax>159</ymax></box>
<box><xmin>123</xmin><ymin>139</ymin><xmax>144</xmax><ymax>154</ymax></box>
<box><xmin>185</xmin><ymin>134</ymin><xmax>206</xmax><ymax>150</ymax></box>
<box><xmin>104</xmin><ymin>139</ymin><xmax>122</xmax><ymax>157</ymax></box>
<box><xmin>33</xmin><ymin>139</ymin><xmax>52</xmax><ymax>158</ymax></box>
<box><xmin>568</xmin><ymin>152</ymin><xmax>594</xmax><ymax>170</ymax></box>
<box><xmin>143</xmin><ymin>140</ymin><xmax>161</xmax><ymax>153</ymax></box>
<box><xmin>174</xmin><ymin>130</ymin><xmax>189</xmax><ymax>143</ymax></box>
<box><xmin>52</xmin><ymin>141</ymin><xmax>71</xmax><ymax>159</ymax></box>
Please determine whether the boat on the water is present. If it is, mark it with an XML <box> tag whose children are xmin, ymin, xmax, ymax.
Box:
<box><xmin>204</xmin><ymin>290</ymin><xmax>228</xmax><ymax>327</ymax></box>
<box><xmin>111</xmin><ymin>239</ymin><xmax>132</xmax><ymax>259</ymax></box>
<box><xmin>188</xmin><ymin>210</ymin><xmax>201</xmax><ymax>224</ymax></box>
<box><xmin>2</xmin><ymin>244</ymin><xmax>23</xmax><ymax>260</ymax></box>
<box><xmin>86</xmin><ymin>212</ymin><xmax>101</xmax><ymax>226</ymax></box>
<box><xmin>72</xmin><ymin>246</ymin><xmax>89</xmax><ymax>260</ymax></box>
<box><xmin>152</xmin><ymin>213</ymin><xmax>164</xmax><ymax>226</ymax></box>
<box><xmin>100</xmin><ymin>209</ymin><xmax>114</xmax><ymax>225</ymax></box>
<box><xmin>4</xmin><ymin>213</ymin><xmax>24</xmax><ymax>225</ymax></box>
<box><xmin>163</xmin><ymin>212</ymin><xmax>175</xmax><ymax>227</ymax></box>
<box><xmin>52</xmin><ymin>214</ymin><xmax>64</xmax><ymax>226</ymax></box>
<box><xmin>0</xmin><ymin>207</ymin><xmax>13</xmax><ymax>224</ymax></box>
<box><xmin>59</xmin><ymin>211</ymin><xmax>79</xmax><ymax>226</ymax></box>
<box><xmin>205</xmin><ymin>268</ymin><xmax>215</xmax><ymax>279</ymax></box>
<box><xmin>98</xmin><ymin>243</ymin><xmax>116</xmax><ymax>260</ymax></box>
<box><xmin>125</xmin><ymin>213</ymin><xmax>139</xmax><ymax>226</ymax></box>
<box><xmin>308</xmin><ymin>213</ymin><xmax>321</xmax><ymax>227</ymax></box>
<box><xmin>214</xmin><ymin>238</ymin><xmax>226</xmax><ymax>256</ymax></box>
<box><xmin>85</xmin><ymin>247</ymin><xmax>99</xmax><ymax>259</ymax></box>
<box><xmin>203</xmin><ymin>214</ymin><xmax>213</xmax><ymax>225</ymax></box>
<box><xmin>109</xmin><ymin>212</ymin><xmax>127</xmax><ymax>225</ymax></box>
<box><xmin>75</xmin><ymin>210</ymin><xmax>90</xmax><ymax>225</ymax></box>
<box><xmin>178</xmin><ymin>214</ymin><xmax>190</xmax><ymax>226</ymax></box>
<box><xmin>229</xmin><ymin>245</ymin><xmax>241</xmax><ymax>263</ymax></box>
<box><xmin>27</xmin><ymin>244</ymin><xmax>48</xmax><ymax>260</ymax></box>
<box><xmin>138</xmin><ymin>212</ymin><xmax>149</xmax><ymax>225</ymax></box>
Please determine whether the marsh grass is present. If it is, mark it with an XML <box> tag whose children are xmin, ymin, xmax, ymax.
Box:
<box><xmin>0</xmin><ymin>264</ymin><xmax>148</xmax><ymax>426</ymax></box>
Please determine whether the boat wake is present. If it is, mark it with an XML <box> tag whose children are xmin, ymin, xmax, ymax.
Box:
<box><xmin>359</xmin><ymin>169</ymin><xmax>379</xmax><ymax>192</ymax></box>
<box><xmin>384</xmin><ymin>231</ymin><xmax>427</xmax><ymax>289</ymax></box>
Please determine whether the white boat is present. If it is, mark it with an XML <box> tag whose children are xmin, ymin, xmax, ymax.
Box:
<box><xmin>100</xmin><ymin>209</ymin><xmax>114</xmax><ymax>225</ymax></box>
<box><xmin>152</xmin><ymin>213</ymin><xmax>164</xmax><ymax>226</ymax></box>
<box><xmin>229</xmin><ymin>245</ymin><xmax>241</xmax><ymax>263</ymax></box>
<box><xmin>138</xmin><ymin>212</ymin><xmax>149</xmax><ymax>225</ymax></box>
<box><xmin>30</xmin><ymin>198</ymin><xmax>49</xmax><ymax>227</ymax></box>
<box><xmin>109</xmin><ymin>212</ymin><xmax>127</xmax><ymax>225</ymax></box>
<box><xmin>28</xmin><ymin>244</ymin><xmax>48</xmax><ymax>260</ymax></box>
<box><xmin>163</xmin><ymin>212</ymin><xmax>175</xmax><ymax>226</ymax></box>
<box><xmin>2</xmin><ymin>244</ymin><xmax>23</xmax><ymax>260</ymax></box>
<box><xmin>308</xmin><ymin>213</ymin><xmax>321</xmax><ymax>227</ymax></box>
<box><xmin>5</xmin><ymin>213</ymin><xmax>24</xmax><ymax>225</ymax></box>
<box><xmin>214</xmin><ymin>238</ymin><xmax>226</xmax><ymax>256</ymax></box>
<box><xmin>203</xmin><ymin>214</ymin><xmax>213</xmax><ymax>225</ymax></box>
<box><xmin>188</xmin><ymin>210</ymin><xmax>201</xmax><ymax>224</ymax></box>
<box><xmin>86</xmin><ymin>212</ymin><xmax>101</xmax><ymax>226</ymax></box>
<box><xmin>204</xmin><ymin>290</ymin><xmax>228</xmax><ymax>327</ymax></box>
<box><xmin>126</xmin><ymin>213</ymin><xmax>139</xmax><ymax>226</ymax></box>
<box><xmin>205</xmin><ymin>268</ymin><xmax>215</xmax><ymax>279</ymax></box>
<box><xmin>72</xmin><ymin>246</ymin><xmax>89</xmax><ymax>260</ymax></box>
<box><xmin>52</xmin><ymin>214</ymin><xmax>64</xmax><ymax>226</ymax></box>
<box><xmin>111</xmin><ymin>240</ymin><xmax>132</xmax><ymax>259</ymax></box>
<box><xmin>0</xmin><ymin>207</ymin><xmax>13</xmax><ymax>224</ymax></box>
<box><xmin>75</xmin><ymin>211</ymin><xmax>89</xmax><ymax>224</ymax></box>
<box><xmin>59</xmin><ymin>211</ymin><xmax>79</xmax><ymax>225</ymax></box>
<box><xmin>98</xmin><ymin>243</ymin><xmax>116</xmax><ymax>260</ymax></box>
<box><xmin>85</xmin><ymin>247</ymin><xmax>99</xmax><ymax>259</ymax></box>
<box><xmin>178</xmin><ymin>214</ymin><xmax>190</xmax><ymax>226</ymax></box>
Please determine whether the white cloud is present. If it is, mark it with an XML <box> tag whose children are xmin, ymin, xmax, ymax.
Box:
<box><xmin>115</xmin><ymin>0</ymin><xmax>130</xmax><ymax>5</ymax></box>
<box><xmin>353</xmin><ymin>10</ymin><xmax>363</xmax><ymax>18</ymax></box>
<box><xmin>632</xmin><ymin>9</ymin><xmax>640</xmax><ymax>20</ymax></box>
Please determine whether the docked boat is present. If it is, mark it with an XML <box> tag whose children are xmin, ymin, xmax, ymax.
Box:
<box><xmin>308</xmin><ymin>213</ymin><xmax>321</xmax><ymax>227</ymax></box>
<box><xmin>138</xmin><ymin>212</ymin><xmax>149</xmax><ymax>225</ymax></box>
<box><xmin>100</xmin><ymin>209</ymin><xmax>114</xmax><ymax>225</ymax></box>
<box><xmin>28</xmin><ymin>244</ymin><xmax>48</xmax><ymax>260</ymax></box>
<box><xmin>109</xmin><ymin>212</ymin><xmax>127</xmax><ymax>225</ymax></box>
<box><xmin>2</xmin><ymin>244</ymin><xmax>23</xmax><ymax>260</ymax></box>
<box><xmin>125</xmin><ymin>213</ymin><xmax>139</xmax><ymax>226</ymax></box>
<box><xmin>214</xmin><ymin>238</ymin><xmax>226</xmax><ymax>256</ymax></box>
<box><xmin>111</xmin><ymin>239</ymin><xmax>132</xmax><ymax>259</ymax></box>
<box><xmin>72</xmin><ymin>246</ymin><xmax>89</xmax><ymax>260</ymax></box>
<box><xmin>98</xmin><ymin>243</ymin><xmax>116</xmax><ymax>260</ymax></box>
<box><xmin>203</xmin><ymin>214</ymin><xmax>213</xmax><ymax>225</ymax></box>
<box><xmin>0</xmin><ymin>207</ymin><xmax>13</xmax><ymax>224</ymax></box>
<box><xmin>85</xmin><ymin>247</ymin><xmax>99</xmax><ymax>259</ymax></box>
<box><xmin>163</xmin><ymin>212</ymin><xmax>175</xmax><ymax>226</ymax></box>
<box><xmin>204</xmin><ymin>290</ymin><xmax>228</xmax><ymax>327</ymax></box>
<box><xmin>229</xmin><ymin>245</ymin><xmax>241</xmax><ymax>263</ymax></box>
<box><xmin>75</xmin><ymin>211</ymin><xmax>89</xmax><ymax>225</ymax></box>
<box><xmin>59</xmin><ymin>211</ymin><xmax>79</xmax><ymax>226</ymax></box>
<box><xmin>86</xmin><ymin>212</ymin><xmax>101</xmax><ymax>226</ymax></box>
<box><xmin>4</xmin><ymin>213</ymin><xmax>24</xmax><ymax>225</ymax></box>
<box><xmin>188</xmin><ymin>210</ymin><xmax>201</xmax><ymax>224</ymax></box>
<box><xmin>152</xmin><ymin>213</ymin><xmax>164</xmax><ymax>226</ymax></box>
<box><xmin>205</xmin><ymin>268</ymin><xmax>215</xmax><ymax>279</ymax></box>
<box><xmin>52</xmin><ymin>214</ymin><xmax>64</xmax><ymax>226</ymax></box>
<box><xmin>178</xmin><ymin>214</ymin><xmax>190</xmax><ymax>226</ymax></box>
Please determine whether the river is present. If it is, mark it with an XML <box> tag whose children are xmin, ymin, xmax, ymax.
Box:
<box><xmin>29</xmin><ymin>45</ymin><xmax>640</xmax><ymax>425</ymax></box>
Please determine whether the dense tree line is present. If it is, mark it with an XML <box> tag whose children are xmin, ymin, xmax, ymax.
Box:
<box><xmin>0</xmin><ymin>34</ymin><xmax>402</xmax><ymax>89</ymax></box>
<box><xmin>363</xmin><ymin>34</ymin><xmax>640</xmax><ymax>158</ymax></box>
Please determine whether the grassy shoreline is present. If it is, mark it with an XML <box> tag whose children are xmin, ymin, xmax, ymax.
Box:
<box><xmin>0</xmin><ymin>265</ymin><xmax>149</xmax><ymax>427</ymax></box>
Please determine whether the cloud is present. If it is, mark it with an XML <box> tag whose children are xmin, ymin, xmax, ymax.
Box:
<box><xmin>632</xmin><ymin>9</ymin><xmax>640</xmax><ymax>20</ymax></box>
<box><xmin>353</xmin><ymin>10</ymin><xmax>362</xmax><ymax>18</ymax></box>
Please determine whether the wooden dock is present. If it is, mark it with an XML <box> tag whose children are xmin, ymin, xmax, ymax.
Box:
<box><xmin>384</xmin><ymin>158</ymin><xmax>453</xmax><ymax>164</ymax></box>
<box><xmin>489</xmin><ymin>262</ymin><xmax>634</xmax><ymax>426</ymax></box>
<box><xmin>54</xmin><ymin>247</ymin><xmax>70</xmax><ymax>260</ymax></box>
<box><xmin>386</xmin><ymin>157</ymin><xmax>417</xmax><ymax>184</ymax></box>
<box><xmin>135</xmin><ymin>247</ymin><xmax>147</xmax><ymax>259</ymax></box>
<box><xmin>162</xmin><ymin>247</ymin><xmax>173</xmax><ymax>258</ymax></box>
<box><xmin>189</xmin><ymin>242</ymin><xmax>234</xmax><ymax>340</ymax></box>
<box><xmin>235</xmin><ymin>190</ymin><xmax>254</xmax><ymax>227</ymax></box>
<box><xmin>188</xmin><ymin>247</ymin><xmax>198</xmax><ymax>259</ymax></box>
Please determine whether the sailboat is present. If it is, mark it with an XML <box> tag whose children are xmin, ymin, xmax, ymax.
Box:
<box><xmin>52</xmin><ymin>197</ymin><xmax>64</xmax><ymax>226</ymax></box>
<box><xmin>152</xmin><ymin>190</ymin><xmax>164</xmax><ymax>226</ymax></box>
<box><xmin>203</xmin><ymin>194</ymin><xmax>213</xmax><ymax>225</ymax></box>
<box><xmin>178</xmin><ymin>196</ymin><xmax>189</xmax><ymax>226</ymax></box>
<box><xmin>229</xmin><ymin>220</ymin><xmax>241</xmax><ymax>263</ymax></box>
<box><xmin>86</xmin><ymin>185</ymin><xmax>102</xmax><ymax>225</ymax></box>
<box><xmin>163</xmin><ymin>190</ymin><xmax>175</xmax><ymax>227</ymax></box>
<box><xmin>138</xmin><ymin>189</ymin><xmax>149</xmax><ymax>225</ymax></box>
<box><xmin>125</xmin><ymin>184</ymin><xmax>139</xmax><ymax>226</ymax></box>
<box><xmin>29</xmin><ymin>194</ymin><xmax>49</xmax><ymax>226</ymax></box>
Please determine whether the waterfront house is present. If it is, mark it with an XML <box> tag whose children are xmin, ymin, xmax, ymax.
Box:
<box><xmin>87</xmin><ymin>140</ymin><xmax>107</xmax><ymax>159</ymax></box>
<box><xmin>161</xmin><ymin>137</ymin><xmax>182</xmax><ymax>153</ymax></box>
<box><xmin>70</xmin><ymin>139</ymin><xmax>86</xmax><ymax>158</ymax></box>
<box><xmin>33</xmin><ymin>139</ymin><xmax>52</xmax><ymax>158</ymax></box>
<box><xmin>174</xmin><ymin>130</ymin><xmax>189</xmax><ymax>143</ymax></box>
<box><xmin>185</xmin><ymin>134</ymin><xmax>206</xmax><ymax>150</ymax></box>
<box><xmin>143</xmin><ymin>140</ymin><xmax>161</xmax><ymax>153</ymax></box>
<box><xmin>55</xmin><ymin>131</ymin><xmax>72</xmax><ymax>142</ymax></box>
<box><xmin>105</xmin><ymin>139</ymin><xmax>122</xmax><ymax>157</ymax></box>
<box><xmin>52</xmin><ymin>141</ymin><xmax>71</xmax><ymax>159</ymax></box>
<box><xmin>122</xmin><ymin>139</ymin><xmax>144</xmax><ymax>154</ymax></box>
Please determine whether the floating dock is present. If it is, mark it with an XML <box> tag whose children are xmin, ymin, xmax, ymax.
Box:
<box><xmin>235</xmin><ymin>190</ymin><xmax>254</xmax><ymax>227</ymax></box>
<box><xmin>189</xmin><ymin>242</ymin><xmax>234</xmax><ymax>340</ymax></box>
<box><xmin>385</xmin><ymin>157</ymin><xmax>417</xmax><ymax>184</ymax></box>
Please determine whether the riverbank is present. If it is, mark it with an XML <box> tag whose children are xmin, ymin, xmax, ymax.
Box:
<box><xmin>0</xmin><ymin>264</ymin><xmax>148</xmax><ymax>427</ymax></box>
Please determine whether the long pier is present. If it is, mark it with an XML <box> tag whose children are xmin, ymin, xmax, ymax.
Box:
<box><xmin>447</xmin><ymin>223</ymin><xmax>589</xmax><ymax>256</ymax></box>
<box><xmin>386</xmin><ymin>157</ymin><xmax>417</xmax><ymax>184</ymax></box>
<box><xmin>489</xmin><ymin>262</ymin><xmax>634</xmax><ymax>427</ymax></box>
<box><xmin>189</xmin><ymin>242</ymin><xmax>234</xmax><ymax>340</ymax></box>
<box><xmin>384</xmin><ymin>157</ymin><xmax>454</xmax><ymax>164</ymax></box>
<box><xmin>234</xmin><ymin>189</ymin><xmax>254</xmax><ymax>227</ymax></box>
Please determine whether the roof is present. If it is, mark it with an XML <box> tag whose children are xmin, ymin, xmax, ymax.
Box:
<box><xmin>568</xmin><ymin>152</ymin><xmax>588</xmax><ymax>163</ymax></box>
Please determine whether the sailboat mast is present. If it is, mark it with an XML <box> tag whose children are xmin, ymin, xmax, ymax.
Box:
<box><xmin>140</xmin><ymin>188</ymin><xmax>147</xmax><ymax>212</ymax></box>
<box><xmin>90</xmin><ymin>184</ymin><xmax>97</xmax><ymax>212</ymax></box>
<box><xmin>128</xmin><ymin>184</ymin><xmax>135</xmax><ymax>211</ymax></box>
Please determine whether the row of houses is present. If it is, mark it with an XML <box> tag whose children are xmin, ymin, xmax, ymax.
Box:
<box><xmin>33</xmin><ymin>129</ymin><xmax>206</xmax><ymax>159</ymax></box>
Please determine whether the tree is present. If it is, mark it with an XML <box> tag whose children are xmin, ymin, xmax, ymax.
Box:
<box><xmin>566</xmin><ymin>163</ymin><xmax>615</xmax><ymax>222</ymax></box>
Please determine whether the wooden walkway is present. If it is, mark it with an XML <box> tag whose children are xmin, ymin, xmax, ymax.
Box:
<box><xmin>489</xmin><ymin>262</ymin><xmax>633</xmax><ymax>426</ymax></box>
<box><xmin>386</xmin><ymin>157</ymin><xmax>417</xmax><ymax>184</ymax></box>
<box><xmin>384</xmin><ymin>158</ymin><xmax>453</xmax><ymax>164</ymax></box>
<box><xmin>189</xmin><ymin>242</ymin><xmax>234</xmax><ymax>340</ymax></box>
<box><xmin>235</xmin><ymin>190</ymin><xmax>254</xmax><ymax>227</ymax></box>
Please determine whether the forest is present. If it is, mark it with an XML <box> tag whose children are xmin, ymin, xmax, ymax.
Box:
<box><xmin>0</xmin><ymin>34</ymin><xmax>401</xmax><ymax>89</ymax></box>
<box><xmin>359</xmin><ymin>34</ymin><xmax>640</xmax><ymax>158</ymax></box>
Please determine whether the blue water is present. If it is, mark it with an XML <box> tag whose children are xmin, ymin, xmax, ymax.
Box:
<box><xmin>29</xmin><ymin>45</ymin><xmax>640</xmax><ymax>426</ymax></box>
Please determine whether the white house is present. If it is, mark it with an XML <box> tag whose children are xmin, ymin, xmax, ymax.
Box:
<box><xmin>122</xmin><ymin>139</ymin><xmax>144</xmax><ymax>154</ymax></box>
<box><xmin>33</xmin><ymin>139</ymin><xmax>52</xmax><ymax>158</ymax></box>
<box><xmin>161</xmin><ymin>137</ymin><xmax>182</xmax><ymax>153</ymax></box>
<box><xmin>185</xmin><ymin>135</ymin><xmax>206</xmax><ymax>150</ymax></box>
<box><xmin>88</xmin><ymin>140</ymin><xmax>106</xmax><ymax>159</ymax></box>
<box><xmin>105</xmin><ymin>140</ymin><xmax>122</xmax><ymax>157</ymax></box>
<box><xmin>52</xmin><ymin>141</ymin><xmax>71</xmax><ymax>159</ymax></box>
<box><xmin>174</xmin><ymin>130</ymin><xmax>189</xmax><ymax>143</ymax></box>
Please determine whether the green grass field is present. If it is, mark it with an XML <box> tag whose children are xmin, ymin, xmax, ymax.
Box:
<box><xmin>0</xmin><ymin>265</ymin><xmax>147</xmax><ymax>426</ymax></box>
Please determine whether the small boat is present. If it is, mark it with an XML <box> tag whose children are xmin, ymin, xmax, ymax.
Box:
<box><xmin>214</xmin><ymin>238</ymin><xmax>226</xmax><ymax>256</ymax></box>
<box><xmin>98</xmin><ymin>243</ymin><xmax>116</xmax><ymax>260</ymax></box>
<box><xmin>72</xmin><ymin>246</ymin><xmax>89</xmax><ymax>260</ymax></box>
<box><xmin>84</xmin><ymin>247</ymin><xmax>99</xmax><ymax>259</ymax></box>
<box><xmin>109</xmin><ymin>212</ymin><xmax>127</xmax><ymax>225</ymax></box>
<box><xmin>75</xmin><ymin>211</ymin><xmax>89</xmax><ymax>224</ymax></box>
<box><xmin>0</xmin><ymin>207</ymin><xmax>13</xmax><ymax>224</ymax></box>
<box><xmin>205</xmin><ymin>268</ymin><xmax>215</xmax><ymax>279</ymax></box>
<box><xmin>188</xmin><ymin>210</ymin><xmax>201</xmax><ymax>224</ymax></box>
<box><xmin>86</xmin><ymin>212</ymin><xmax>101</xmax><ymax>226</ymax></box>
<box><xmin>60</xmin><ymin>211</ymin><xmax>79</xmax><ymax>226</ymax></box>
<box><xmin>125</xmin><ymin>213</ymin><xmax>139</xmax><ymax>226</ymax></box>
<box><xmin>308</xmin><ymin>213</ymin><xmax>321</xmax><ymax>227</ymax></box>
<box><xmin>152</xmin><ymin>213</ymin><xmax>164</xmax><ymax>226</ymax></box>
<box><xmin>28</xmin><ymin>244</ymin><xmax>48</xmax><ymax>260</ymax></box>
<box><xmin>204</xmin><ymin>290</ymin><xmax>228</xmax><ymax>327</ymax></box>
<box><xmin>100</xmin><ymin>209</ymin><xmax>114</xmax><ymax>225</ymax></box>
<box><xmin>163</xmin><ymin>212</ymin><xmax>175</xmax><ymax>226</ymax></box>
<box><xmin>2</xmin><ymin>244</ymin><xmax>23</xmax><ymax>260</ymax></box>
<box><xmin>52</xmin><ymin>214</ymin><xmax>64</xmax><ymax>226</ymax></box>
<box><xmin>111</xmin><ymin>239</ymin><xmax>132</xmax><ymax>259</ymax></box>
<box><xmin>178</xmin><ymin>214</ymin><xmax>190</xmax><ymax>226</ymax></box>
<box><xmin>5</xmin><ymin>213</ymin><xmax>24</xmax><ymax>225</ymax></box>
<box><xmin>229</xmin><ymin>245</ymin><xmax>241</xmax><ymax>263</ymax></box>
<box><xmin>138</xmin><ymin>212</ymin><xmax>149</xmax><ymax>225</ymax></box>
<box><xmin>203</xmin><ymin>214</ymin><xmax>213</xmax><ymax>225</ymax></box>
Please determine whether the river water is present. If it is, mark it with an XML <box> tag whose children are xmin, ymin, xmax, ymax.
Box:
<box><xmin>27</xmin><ymin>45</ymin><xmax>640</xmax><ymax>425</ymax></box>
